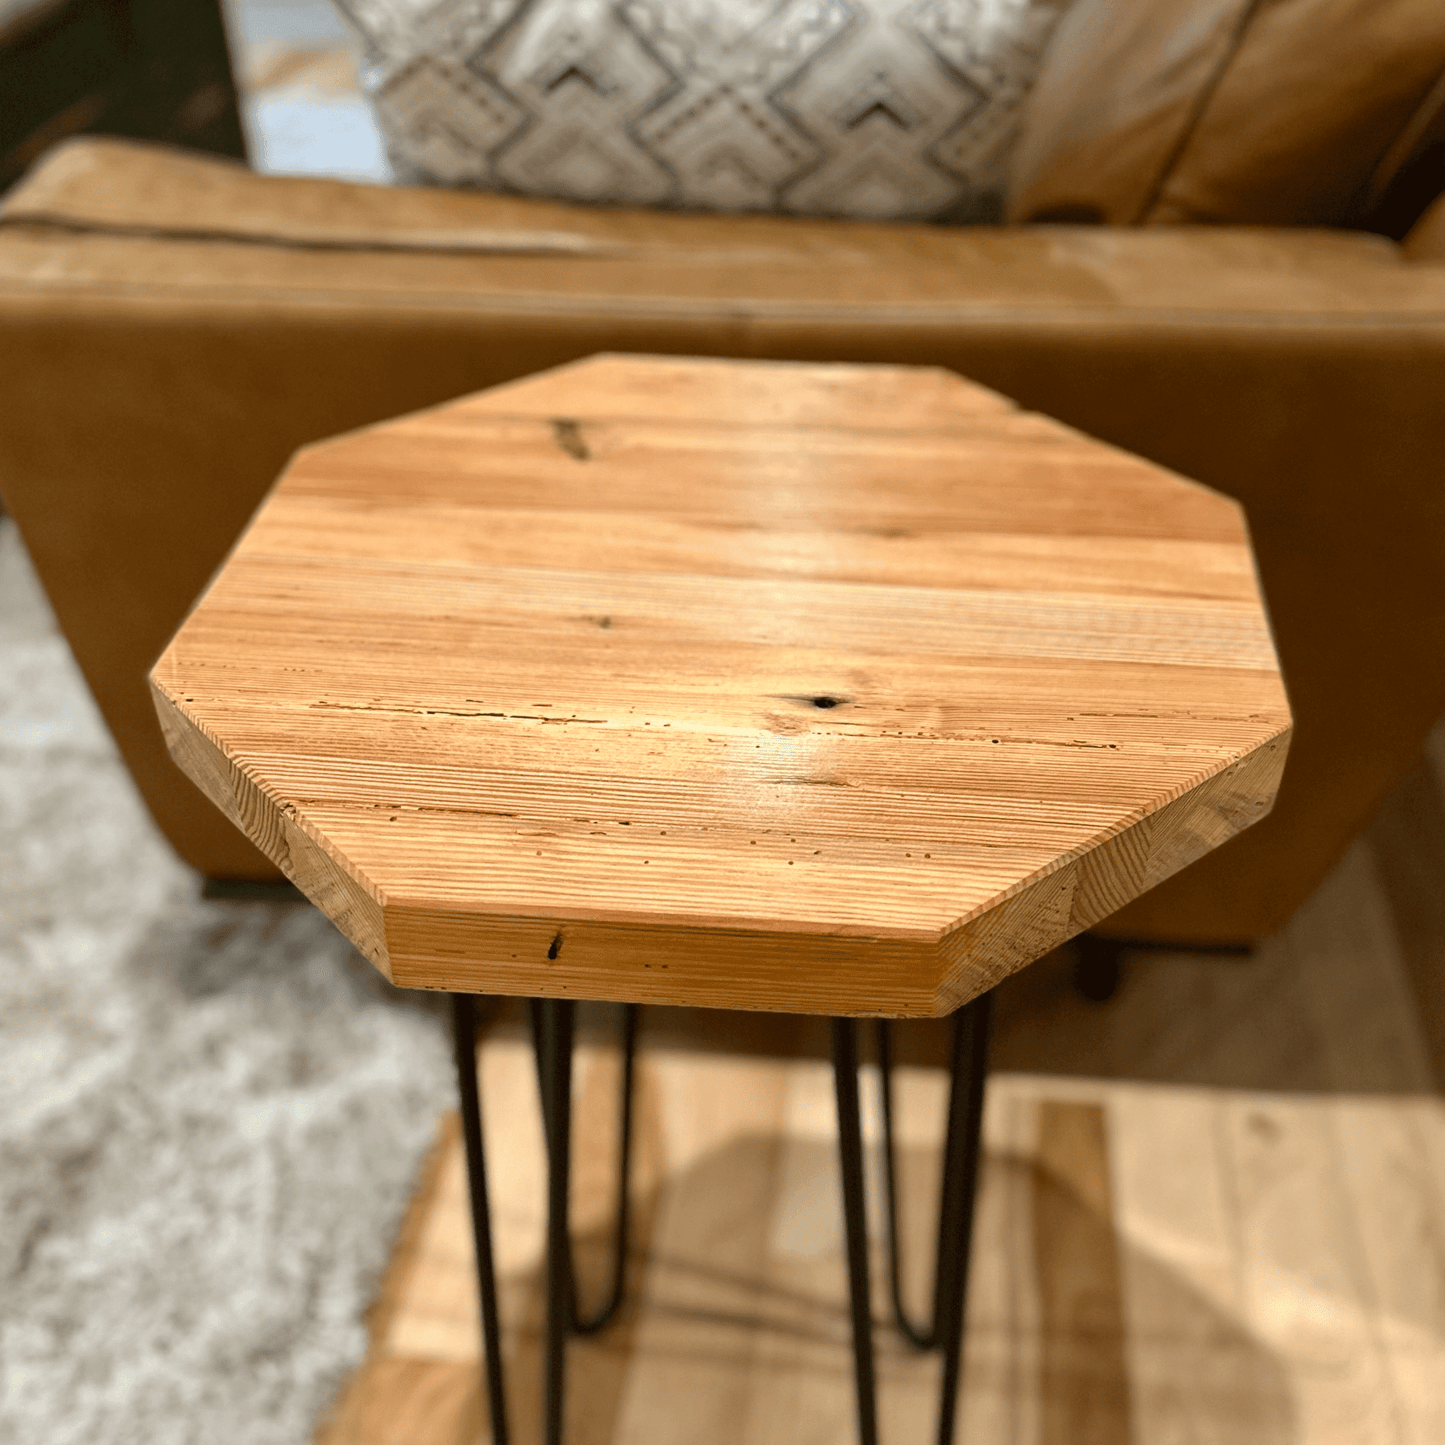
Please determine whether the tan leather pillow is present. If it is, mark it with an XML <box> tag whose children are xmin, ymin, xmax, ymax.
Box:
<box><xmin>1007</xmin><ymin>0</ymin><xmax>1445</xmax><ymax>227</ymax></box>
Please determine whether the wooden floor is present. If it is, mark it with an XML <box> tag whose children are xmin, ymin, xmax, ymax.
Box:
<box><xmin>317</xmin><ymin>722</ymin><xmax>1445</xmax><ymax>1445</ymax></box>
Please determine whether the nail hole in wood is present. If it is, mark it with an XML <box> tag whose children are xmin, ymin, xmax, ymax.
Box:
<box><xmin>551</xmin><ymin>418</ymin><xmax>589</xmax><ymax>460</ymax></box>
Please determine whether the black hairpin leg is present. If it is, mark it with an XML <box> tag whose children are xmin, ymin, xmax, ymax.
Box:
<box><xmin>572</xmin><ymin>1001</ymin><xmax>638</xmax><ymax>1334</ymax></box>
<box><xmin>877</xmin><ymin>992</ymin><xmax>993</xmax><ymax>1359</ymax></box>
<box><xmin>456</xmin><ymin>984</ymin><xmax>985</xmax><ymax>1445</ymax></box>
<box><xmin>533</xmin><ymin>998</ymin><xmax>575</xmax><ymax>1445</ymax></box>
<box><xmin>528</xmin><ymin>1000</ymin><xmax>639</xmax><ymax>1334</ymax></box>
<box><xmin>529</xmin><ymin>999</ymin><xmax>640</xmax><ymax>1443</ymax></box>
<box><xmin>833</xmin><ymin>992</ymin><xmax>993</xmax><ymax>1445</ymax></box>
<box><xmin>877</xmin><ymin>1016</ymin><xmax>938</xmax><ymax>1350</ymax></box>
<box><xmin>451</xmin><ymin>993</ymin><xmax>510</xmax><ymax>1445</ymax></box>
<box><xmin>931</xmin><ymin>991</ymin><xmax>992</xmax><ymax>1445</ymax></box>
<box><xmin>832</xmin><ymin>1017</ymin><xmax>880</xmax><ymax>1445</ymax></box>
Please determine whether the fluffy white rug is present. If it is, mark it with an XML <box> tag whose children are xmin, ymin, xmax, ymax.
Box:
<box><xmin>0</xmin><ymin>516</ymin><xmax>452</xmax><ymax>1444</ymax></box>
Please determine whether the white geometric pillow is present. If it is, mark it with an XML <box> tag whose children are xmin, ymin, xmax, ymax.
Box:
<box><xmin>333</xmin><ymin>0</ymin><xmax>1069</xmax><ymax>221</ymax></box>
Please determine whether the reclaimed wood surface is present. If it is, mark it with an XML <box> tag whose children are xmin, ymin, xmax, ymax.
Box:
<box><xmin>151</xmin><ymin>355</ymin><xmax>1290</xmax><ymax>1014</ymax></box>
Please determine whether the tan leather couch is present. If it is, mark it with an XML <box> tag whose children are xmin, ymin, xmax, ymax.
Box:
<box><xmin>2</xmin><ymin>0</ymin><xmax>1444</xmax><ymax>948</ymax></box>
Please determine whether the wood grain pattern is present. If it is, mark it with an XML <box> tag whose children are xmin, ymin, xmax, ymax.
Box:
<box><xmin>151</xmin><ymin>355</ymin><xmax>1290</xmax><ymax>1014</ymax></box>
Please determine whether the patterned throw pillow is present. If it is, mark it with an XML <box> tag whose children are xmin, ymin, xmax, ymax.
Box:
<box><xmin>333</xmin><ymin>0</ymin><xmax>1068</xmax><ymax>221</ymax></box>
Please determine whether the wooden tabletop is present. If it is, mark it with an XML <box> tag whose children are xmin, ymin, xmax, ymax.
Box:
<box><xmin>151</xmin><ymin>356</ymin><xmax>1290</xmax><ymax>1016</ymax></box>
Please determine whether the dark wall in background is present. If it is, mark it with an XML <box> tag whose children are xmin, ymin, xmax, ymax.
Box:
<box><xmin>0</xmin><ymin>0</ymin><xmax>246</xmax><ymax>192</ymax></box>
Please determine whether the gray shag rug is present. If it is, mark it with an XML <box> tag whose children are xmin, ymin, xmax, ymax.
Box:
<box><xmin>0</xmin><ymin>516</ymin><xmax>453</xmax><ymax>1444</ymax></box>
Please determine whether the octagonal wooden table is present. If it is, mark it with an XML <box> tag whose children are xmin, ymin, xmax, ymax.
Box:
<box><xmin>151</xmin><ymin>355</ymin><xmax>1291</xmax><ymax>1445</ymax></box>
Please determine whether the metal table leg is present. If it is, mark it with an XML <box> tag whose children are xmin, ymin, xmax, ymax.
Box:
<box><xmin>932</xmin><ymin>992</ymin><xmax>993</xmax><ymax>1445</ymax></box>
<box><xmin>451</xmin><ymin>993</ymin><xmax>510</xmax><ymax>1445</ymax></box>
<box><xmin>452</xmin><ymin>997</ymin><xmax>637</xmax><ymax>1445</ymax></box>
<box><xmin>534</xmin><ymin>998</ymin><xmax>575</xmax><ymax>1445</ymax></box>
<box><xmin>531</xmin><ymin>998</ymin><xmax>641</xmax><ymax>1442</ymax></box>
<box><xmin>453</xmin><ymin>991</ymin><xmax>989</xmax><ymax>1445</ymax></box>
<box><xmin>832</xmin><ymin>1016</ymin><xmax>881</xmax><ymax>1445</ymax></box>
<box><xmin>529</xmin><ymin>1000</ymin><xmax>639</xmax><ymax>1334</ymax></box>
<box><xmin>832</xmin><ymin>991</ymin><xmax>994</xmax><ymax>1445</ymax></box>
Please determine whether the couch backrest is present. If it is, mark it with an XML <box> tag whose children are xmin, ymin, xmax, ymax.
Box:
<box><xmin>1007</xmin><ymin>0</ymin><xmax>1445</xmax><ymax>232</ymax></box>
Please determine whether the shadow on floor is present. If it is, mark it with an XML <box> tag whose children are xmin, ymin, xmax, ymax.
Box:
<box><xmin>331</xmin><ymin>1112</ymin><xmax>1295</xmax><ymax>1445</ymax></box>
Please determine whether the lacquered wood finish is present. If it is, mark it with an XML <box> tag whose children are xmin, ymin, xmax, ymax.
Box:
<box><xmin>151</xmin><ymin>356</ymin><xmax>1290</xmax><ymax>1014</ymax></box>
